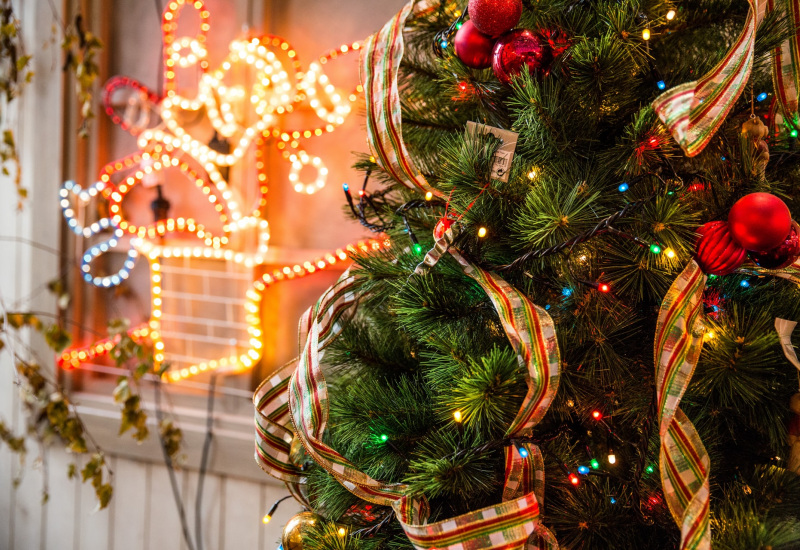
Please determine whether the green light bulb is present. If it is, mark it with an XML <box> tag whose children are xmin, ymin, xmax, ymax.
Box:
<box><xmin>650</xmin><ymin>244</ymin><xmax>662</xmax><ymax>254</ymax></box>
<box><xmin>380</xmin><ymin>434</ymin><xmax>389</xmax><ymax>442</ymax></box>
<box><xmin>412</xmin><ymin>243</ymin><xmax>423</xmax><ymax>254</ymax></box>
<box><xmin>792</xmin><ymin>129</ymin><xmax>798</xmax><ymax>138</ymax></box>
<box><xmin>645</xmin><ymin>465</ymin><xmax>655</xmax><ymax>474</ymax></box>
<box><xmin>590</xmin><ymin>459</ymin><xmax>600</xmax><ymax>469</ymax></box>
<box><xmin>455</xmin><ymin>21</ymin><xmax>463</xmax><ymax>29</ymax></box>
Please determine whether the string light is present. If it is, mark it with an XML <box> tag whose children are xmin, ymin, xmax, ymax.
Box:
<box><xmin>425</xmin><ymin>191</ymin><xmax>433</xmax><ymax>201</ymax></box>
<box><xmin>645</xmin><ymin>464</ymin><xmax>655</xmax><ymax>474</ymax></box>
<box><xmin>569</xmin><ymin>473</ymin><xmax>580</xmax><ymax>486</ymax></box>
<box><xmin>518</xmin><ymin>446</ymin><xmax>529</xmax><ymax>458</ymax></box>
<box><xmin>649</xmin><ymin>243</ymin><xmax>662</xmax><ymax>254</ymax></box>
<box><xmin>666</xmin><ymin>9</ymin><xmax>676</xmax><ymax>20</ymax></box>
<box><xmin>477</xmin><ymin>227</ymin><xmax>487</xmax><ymax>238</ymax></box>
<box><xmin>664</xmin><ymin>248</ymin><xmax>676</xmax><ymax>259</ymax></box>
<box><xmin>380</xmin><ymin>434</ymin><xmax>389</xmax><ymax>442</ymax></box>
<box><xmin>598</xmin><ymin>283</ymin><xmax>610</xmax><ymax>293</ymax></box>
<box><xmin>642</xmin><ymin>28</ymin><xmax>651</xmax><ymax>40</ymax></box>
<box><xmin>608</xmin><ymin>451</ymin><xmax>617</xmax><ymax>465</ymax></box>
<box><xmin>618</xmin><ymin>183</ymin><xmax>629</xmax><ymax>192</ymax></box>
<box><xmin>610</xmin><ymin>497</ymin><xmax>617</xmax><ymax>504</ymax></box>
<box><xmin>740</xmin><ymin>279</ymin><xmax>750</xmax><ymax>288</ymax></box>
<box><xmin>562</xmin><ymin>288</ymin><xmax>573</xmax><ymax>297</ymax></box>
<box><xmin>262</xmin><ymin>514</ymin><xmax>272</xmax><ymax>524</ymax></box>
<box><xmin>591</xmin><ymin>410</ymin><xmax>602</xmax><ymax>420</ymax></box>
<box><xmin>757</xmin><ymin>92</ymin><xmax>768</xmax><ymax>102</ymax></box>
<box><xmin>577</xmin><ymin>465</ymin><xmax>590</xmax><ymax>475</ymax></box>
<box><xmin>337</xmin><ymin>527</ymin><xmax>347</xmax><ymax>537</ymax></box>
<box><xmin>590</xmin><ymin>458</ymin><xmax>600</xmax><ymax>469</ymax></box>
<box><xmin>656</xmin><ymin>80</ymin><xmax>666</xmax><ymax>90</ymax></box>
<box><xmin>704</xmin><ymin>330</ymin><xmax>716</xmax><ymax>342</ymax></box>
<box><xmin>527</xmin><ymin>169</ymin><xmax>538</xmax><ymax>180</ymax></box>
<box><xmin>453</xmin><ymin>411</ymin><xmax>463</xmax><ymax>423</ymax></box>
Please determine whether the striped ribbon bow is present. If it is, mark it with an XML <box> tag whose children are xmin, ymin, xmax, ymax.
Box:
<box><xmin>653</xmin><ymin>0</ymin><xmax>800</xmax><ymax>156</ymax></box>
<box><xmin>254</xmin><ymin>239</ymin><xmax>562</xmax><ymax>548</ymax></box>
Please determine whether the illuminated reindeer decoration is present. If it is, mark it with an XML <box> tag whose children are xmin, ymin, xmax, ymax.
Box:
<box><xmin>58</xmin><ymin>0</ymin><xmax>383</xmax><ymax>382</ymax></box>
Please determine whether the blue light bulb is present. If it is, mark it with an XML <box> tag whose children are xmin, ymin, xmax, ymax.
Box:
<box><xmin>578</xmin><ymin>465</ymin><xmax>590</xmax><ymax>475</ymax></box>
<box><xmin>440</xmin><ymin>40</ymin><xmax>448</xmax><ymax>49</ymax></box>
<box><xmin>518</xmin><ymin>446</ymin><xmax>529</xmax><ymax>458</ymax></box>
<box><xmin>618</xmin><ymin>183</ymin><xmax>629</xmax><ymax>192</ymax></box>
<box><xmin>562</xmin><ymin>288</ymin><xmax>572</xmax><ymax>297</ymax></box>
<box><xmin>610</xmin><ymin>497</ymin><xmax>617</xmax><ymax>504</ymax></box>
<box><xmin>343</xmin><ymin>183</ymin><xmax>349</xmax><ymax>192</ymax></box>
<box><xmin>757</xmin><ymin>92</ymin><xmax>768</xmax><ymax>102</ymax></box>
<box><xmin>740</xmin><ymin>279</ymin><xmax>750</xmax><ymax>288</ymax></box>
<box><xmin>656</xmin><ymin>80</ymin><xmax>666</xmax><ymax>90</ymax></box>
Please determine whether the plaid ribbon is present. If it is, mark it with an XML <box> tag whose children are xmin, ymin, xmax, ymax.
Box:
<box><xmin>655</xmin><ymin>261</ymin><xmax>710</xmax><ymax>550</ymax></box>
<box><xmin>254</xmin><ymin>247</ymin><xmax>562</xmax><ymax>547</ymax></box>
<box><xmin>361</xmin><ymin>1</ymin><xmax>444</xmax><ymax>198</ymax></box>
<box><xmin>653</xmin><ymin>0</ymin><xmax>767</xmax><ymax>157</ymax></box>
<box><xmin>770</xmin><ymin>0</ymin><xmax>800</xmax><ymax>126</ymax></box>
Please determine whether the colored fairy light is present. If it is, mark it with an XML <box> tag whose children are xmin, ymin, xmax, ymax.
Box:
<box><xmin>343</xmin><ymin>183</ymin><xmax>349</xmax><ymax>192</ymax></box>
<box><xmin>569</xmin><ymin>473</ymin><xmax>580</xmax><ymax>486</ymax></box>
<box><xmin>453</xmin><ymin>410</ymin><xmax>463</xmax><ymax>423</ymax></box>
<box><xmin>455</xmin><ymin>21</ymin><xmax>463</xmax><ymax>29</ymax></box>
<box><xmin>792</xmin><ymin>129</ymin><xmax>799</xmax><ymax>138</ymax></box>
<box><xmin>477</xmin><ymin>227</ymin><xmax>487</xmax><ymax>238</ymax></box>
<box><xmin>618</xmin><ymin>182</ymin><xmax>629</xmax><ymax>192</ymax></box>
<box><xmin>598</xmin><ymin>283</ymin><xmax>610</xmax><ymax>293</ymax></box>
<box><xmin>440</xmin><ymin>40</ymin><xmax>448</xmax><ymax>49</ymax></box>
<box><xmin>608</xmin><ymin>452</ymin><xmax>617</xmax><ymax>465</ymax></box>
<box><xmin>592</xmin><ymin>410</ymin><xmax>602</xmax><ymax>420</ymax></box>
<box><xmin>562</xmin><ymin>287</ymin><xmax>572</xmax><ymax>297</ymax></box>
<box><xmin>577</xmin><ymin>465</ymin><xmax>590</xmax><ymax>475</ymax></box>
<box><xmin>666</xmin><ymin>9</ymin><xmax>676</xmax><ymax>19</ymax></box>
<box><xmin>262</xmin><ymin>514</ymin><xmax>272</xmax><ymax>524</ymax></box>
<box><xmin>413</xmin><ymin>243</ymin><xmax>424</xmax><ymax>254</ymax></box>
<box><xmin>665</xmin><ymin>248</ymin><xmax>676</xmax><ymax>259</ymax></box>
<box><xmin>610</xmin><ymin>497</ymin><xmax>617</xmax><ymax>504</ymax></box>
<box><xmin>337</xmin><ymin>527</ymin><xmax>347</xmax><ymax>537</ymax></box>
<box><xmin>642</xmin><ymin>28</ymin><xmax>651</xmax><ymax>40</ymax></box>
<box><xmin>527</xmin><ymin>169</ymin><xmax>538</xmax><ymax>179</ymax></box>
<box><xmin>650</xmin><ymin>243</ymin><xmax>662</xmax><ymax>254</ymax></box>
<box><xmin>645</xmin><ymin>465</ymin><xmax>655</xmax><ymax>474</ymax></box>
<box><xmin>704</xmin><ymin>330</ymin><xmax>716</xmax><ymax>342</ymax></box>
<box><xmin>590</xmin><ymin>458</ymin><xmax>600</xmax><ymax>469</ymax></box>
<box><xmin>380</xmin><ymin>434</ymin><xmax>389</xmax><ymax>442</ymax></box>
<box><xmin>425</xmin><ymin>191</ymin><xmax>433</xmax><ymax>201</ymax></box>
<box><xmin>518</xmin><ymin>446</ymin><xmax>529</xmax><ymax>458</ymax></box>
<box><xmin>740</xmin><ymin>279</ymin><xmax>750</xmax><ymax>288</ymax></box>
<box><xmin>656</xmin><ymin>80</ymin><xmax>666</xmax><ymax>90</ymax></box>
<box><xmin>757</xmin><ymin>92</ymin><xmax>767</xmax><ymax>102</ymax></box>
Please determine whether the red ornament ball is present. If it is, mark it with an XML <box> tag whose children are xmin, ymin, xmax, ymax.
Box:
<box><xmin>468</xmin><ymin>0</ymin><xmax>522</xmax><ymax>37</ymax></box>
<box><xmin>728</xmin><ymin>192</ymin><xmax>793</xmax><ymax>252</ymax></box>
<box><xmin>454</xmin><ymin>20</ymin><xmax>495</xmax><ymax>69</ymax></box>
<box><xmin>694</xmin><ymin>221</ymin><xmax>747</xmax><ymax>276</ymax></box>
<box><xmin>433</xmin><ymin>217</ymin><xmax>454</xmax><ymax>241</ymax></box>
<box><xmin>492</xmin><ymin>29</ymin><xmax>553</xmax><ymax>85</ymax></box>
<box><xmin>748</xmin><ymin>221</ymin><xmax>800</xmax><ymax>269</ymax></box>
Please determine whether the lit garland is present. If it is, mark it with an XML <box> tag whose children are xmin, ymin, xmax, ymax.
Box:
<box><xmin>59</xmin><ymin>0</ymin><xmax>378</xmax><ymax>382</ymax></box>
<box><xmin>59</xmin><ymin>237</ymin><xmax>389</xmax><ymax>379</ymax></box>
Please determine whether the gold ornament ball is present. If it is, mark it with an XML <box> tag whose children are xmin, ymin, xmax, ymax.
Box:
<box><xmin>282</xmin><ymin>511</ymin><xmax>322</xmax><ymax>550</ymax></box>
<box><xmin>289</xmin><ymin>436</ymin><xmax>310</xmax><ymax>468</ymax></box>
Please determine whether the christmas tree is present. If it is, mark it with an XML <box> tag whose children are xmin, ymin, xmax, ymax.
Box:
<box><xmin>255</xmin><ymin>0</ymin><xmax>800</xmax><ymax>548</ymax></box>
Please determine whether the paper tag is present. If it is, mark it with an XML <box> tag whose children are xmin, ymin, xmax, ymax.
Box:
<box><xmin>466</xmin><ymin>121</ymin><xmax>518</xmax><ymax>183</ymax></box>
<box><xmin>775</xmin><ymin>318</ymin><xmax>800</xmax><ymax>372</ymax></box>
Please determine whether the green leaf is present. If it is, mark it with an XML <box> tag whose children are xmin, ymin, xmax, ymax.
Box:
<box><xmin>67</xmin><ymin>463</ymin><xmax>77</xmax><ymax>479</ymax></box>
<box><xmin>44</xmin><ymin>324</ymin><xmax>71</xmax><ymax>352</ymax></box>
<box><xmin>95</xmin><ymin>483</ymin><xmax>112</xmax><ymax>510</ymax></box>
<box><xmin>112</xmin><ymin>376</ymin><xmax>130</xmax><ymax>404</ymax></box>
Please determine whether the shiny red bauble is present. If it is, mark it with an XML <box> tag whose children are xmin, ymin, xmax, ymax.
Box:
<box><xmin>748</xmin><ymin>221</ymin><xmax>800</xmax><ymax>269</ymax></box>
<box><xmin>454</xmin><ymin>20</ymin><xmax>495</xmax><ymax>69</ymax></box>
<box><xmin>492</xmin><ymin>29</ymin><xmax>552</xmax><ymax>84</ymax></box>
<box><xmin>694</xmin><ymin>221</ymin><xmax>748</xmax><ymax>276</ymax></box>
<box><xmin>468</xmin><ymin>0</ymin><xmax>522</xmax><ymax>37</ymax></box>
<box><xmin>728</xmin><ymin>192</ymin><xmax>793</xmax><ymax>252</ymax></box>
<box><xmin>433</xmin><ymin>217</ymin><xmax>454</xmax><ymax>241</ymax></box>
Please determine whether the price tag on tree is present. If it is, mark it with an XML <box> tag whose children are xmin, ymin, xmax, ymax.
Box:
<box><xmin>466</xmin><ymin>121</ymin><xmax>518</xmax><ymax>183</ymax></box>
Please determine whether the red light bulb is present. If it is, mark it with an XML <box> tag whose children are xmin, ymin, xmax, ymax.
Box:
<box><xmin>569</xmin><ymin>473</ymin><xmax>580</xmax><ymax>486</ymax></box>
<box><xmin>592</xmin><ymin>410</ymin><xmax>602</xmax><ymax>420</ymax></box>
<box><xmin>598</xmin><ymin>283</ymin><xmax>610</xmax><ymax>293</ymax></box>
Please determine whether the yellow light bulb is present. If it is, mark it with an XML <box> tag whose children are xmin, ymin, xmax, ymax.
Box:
<box><xmin>608</xmin><ymin>453</ymin><xmax>617</xmax><ymax>465</ymax></box>
<box><xmin>337</xmin><ymin>527</ymin><xmax>347</xmax><ymax>537</ymax></box>
<box><xmin>527</xmin><ymin>169</ymin><xmax>537</xmax><ymax>180</ymax></box>
<box><xmin>666</xmin><ymin>9</ymin><xmax>676</xmax><ymax>20</ymax></box>
<box><xmin>477</xmin><ymin>227</ymin><xmax>487</xmax><ymax>238</ymax></box>
<box><xmin>453</xmin><ymin>411</ymin><xmax>463</xmax><ymax>423</ymax></box>
<box><xmin>704</xmin><ymin>330</ymin><xmax>716</xmax><ymax>342</ymax></box>
<box><xmin>425</xmin><ymin>191</ymin><xmax>433</xmax><ymax>201</ymax></box>
<box><xmin>642</xmin><ymin>28</ymin><xmax>651</xmax><ymax>40</ymax></box>
<box><xmin>664</xmin><ymin>248</ymin><xmax>676</xmax><ymax>259</ymax></box>
<box><xmin>262</xmin><ymin>514</ymin><xmax>271</xmax><ymax>524</ymax></box>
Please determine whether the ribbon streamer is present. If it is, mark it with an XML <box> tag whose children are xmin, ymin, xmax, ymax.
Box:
<box><xmin>769</xmin><ymin>0</ymin><xmax>800</xmax><ymax>126</ymax></box>
<box><xmin>653</xmin><ymin>0</ymin><xmax>766</xmax><ymax>157</ymax></box>
<box><xmin>655</xmin><ymin>261</ymin><xmax>710</xmax><ymax>550</ymax></box>
<box><xmin>361</xmin><ymin>0</ymin><xmax>443</xmax><ymax>198</ymax></box>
